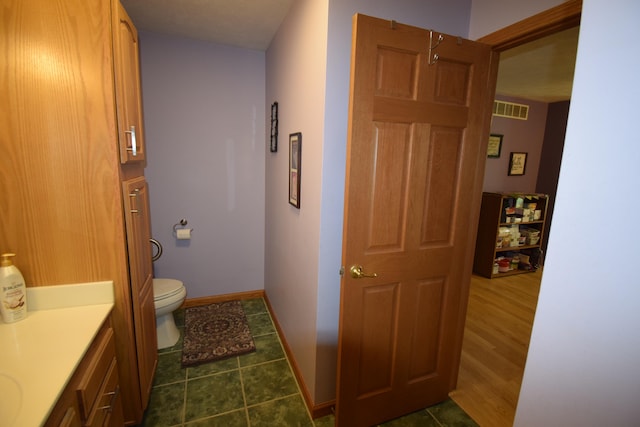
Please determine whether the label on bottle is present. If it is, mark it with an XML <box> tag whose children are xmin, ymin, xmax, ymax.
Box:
<box><xmin>1</xmin><ymin>277</ymin><xmax>26</xmax><ymax>322</ymax></box>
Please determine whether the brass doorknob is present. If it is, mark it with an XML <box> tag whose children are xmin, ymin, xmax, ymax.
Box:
<box><xmin>350</xmin><ymin>265</ymin><xmax>378</xmax><ymax>279</ymax></box>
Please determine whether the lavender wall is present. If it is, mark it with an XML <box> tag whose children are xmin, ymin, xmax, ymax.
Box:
<box><xmin>482</xmin><ymin>96</ymin><xmax>548</xmax><ymax>193</ymax></box>
<box><xmin>265</xmin><ymin>0</ymin><xmax>328</xmax><ymax>404</ymax></box>
<box><xmin>139</xmin><ymin>32</ymin><xmax>266</xmax><ymax>298</ymax></box>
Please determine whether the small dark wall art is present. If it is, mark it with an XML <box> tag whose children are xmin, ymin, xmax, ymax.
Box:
<box><xmin>508</xmin><ymin>152</ymin><xmax>528</xmax><ymax>176</ymax></box>
<box><xmin>270</xmin><ymin>102</ymin><xmax>278</xmax><ymax>152</ymax></box>
<box><xmin>289</xmin><ymin>132</ymin><xmax>301</xmax><ymax>208</ymax></box>
<box><xmin>487</xmin><ymin>134</ymin><xmax>503</xmax><ymax>158</ymax></box>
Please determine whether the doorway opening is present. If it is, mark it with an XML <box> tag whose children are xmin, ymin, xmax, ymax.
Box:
<box><xmin>450</xmin><ymin>1</ymin><xmax>581</xmax><ymax>425</ymax></box>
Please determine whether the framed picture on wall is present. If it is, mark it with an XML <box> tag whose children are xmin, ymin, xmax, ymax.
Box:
<box><xmin>270</xmin><ymin>102</ymin><xmax>278</xmax><ymax>152</ymax></box>
<box><xmin>487</xmin><ymin>134</ymin><xmax>503</xmax><ymax>158</ymax></box>
<box><xmin>508</xmin><ymin>152</ymin><xmax>528</xmax><ymax>176</ymax></box>
<box><xmin>289</xmin><ymin>132</ymin><xmax>302</xmax><ymax>208</ymax></box>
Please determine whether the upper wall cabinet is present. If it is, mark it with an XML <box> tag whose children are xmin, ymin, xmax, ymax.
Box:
<box><xmin>113</xmin><ymin>1</ymin><xmax>146</xmax><ymax>164</ymax></box>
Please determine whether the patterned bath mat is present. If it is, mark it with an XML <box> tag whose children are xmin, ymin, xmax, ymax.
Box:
<box><xmin>181</xmin><ymin>300</ymin><xmax>256</xmax><ymax>367</ymax></box>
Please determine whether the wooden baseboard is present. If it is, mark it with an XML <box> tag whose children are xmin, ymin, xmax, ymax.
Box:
<box><xmin>262</xmin><ymin>294</ymin><xmax>336</xmax><ymax>420</ymax></box>
<box><xmin>310</xmin><ymin>400</ymin><xmax>335</xmax><ymax>419</ymax></box>
<box><xmin>183</xmin><ymin>289</ymin><xmax>265</xmax><ymax>308</ymax></box>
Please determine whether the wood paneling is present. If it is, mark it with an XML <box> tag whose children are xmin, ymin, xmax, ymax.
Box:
<box><xmin>0</xmin><ymin>0</ymin><xmax>123</xmax><ymax>287</ymax></box>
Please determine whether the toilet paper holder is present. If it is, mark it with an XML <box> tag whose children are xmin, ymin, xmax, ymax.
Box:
<box><xmin>150</xmin><ymin>238</ymin><xmax>163</xmax><ymax>262</ymax></box>
<box><xmin>172</xmin><ymin>219</ymin><xmax>193</xmax><ymax>237</ymax></box>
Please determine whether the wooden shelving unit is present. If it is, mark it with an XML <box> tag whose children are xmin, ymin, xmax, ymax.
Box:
<box><xmin>473</xmin><ymin>192</ymin><xmax>548</xmax><ymax>278</ymax></box>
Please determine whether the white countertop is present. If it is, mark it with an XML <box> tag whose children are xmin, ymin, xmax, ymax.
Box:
<box><xmin>0</xmin><ymin>281</ymin><xmax>114</xmax><ymax>427</ymax></box>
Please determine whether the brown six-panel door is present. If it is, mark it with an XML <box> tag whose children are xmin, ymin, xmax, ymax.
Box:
<box><xmin>336</xmin><ymin>14</ymin><xmax>497</xmax><ymax>426</ymax></box>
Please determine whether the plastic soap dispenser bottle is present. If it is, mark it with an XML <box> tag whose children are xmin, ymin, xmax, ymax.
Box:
<box><xmin>0</xmin><ymin>253</ymin><xmax>27</xmax><ymax>323</ymax></box>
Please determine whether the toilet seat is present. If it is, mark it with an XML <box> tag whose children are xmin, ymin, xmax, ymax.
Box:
<box><xmin>153</xmin><ymin>278</ymin><xmax>184</xmax><ymax>302</ymax></box>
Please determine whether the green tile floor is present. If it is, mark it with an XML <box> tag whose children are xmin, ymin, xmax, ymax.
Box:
<box><xmin>140</xmin><ymin>298</ymin><xmax>478</xmax><ymax>427</ymax></box>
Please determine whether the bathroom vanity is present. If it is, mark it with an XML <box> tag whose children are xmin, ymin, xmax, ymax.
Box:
<box><xmin>45</xmin><ymin>319</ymin><xmax>123</xmax><ymax>427</ymax></box>
<box><xmin>0</xmin><ymin>282</ymin><xmax>117</xmax><ymax>426</ymax></box>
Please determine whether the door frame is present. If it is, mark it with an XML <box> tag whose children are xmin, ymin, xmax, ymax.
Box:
<box><xmin>477</xmin><ymin>0</ymin><xmax>581</xmax><ymax>52</ymax></box>
<box><xmin>453</xmin><ymin>0</ymin><xmax>581</xmax><ymax>419</ymax></box>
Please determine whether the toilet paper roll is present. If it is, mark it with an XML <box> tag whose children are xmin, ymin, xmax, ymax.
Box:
<box><xmin>176</xmin><ymin>228</ymin><xmax>192</xmax><ymax>240</ymax></box>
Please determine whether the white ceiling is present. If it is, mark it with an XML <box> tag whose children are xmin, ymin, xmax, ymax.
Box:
<box><xmin>120</xmin><ymin>0</ymin><xmax>294</xmax><ymax>51</ymax></box>
<box><xmin>496</xmin><ymin>26</ymin><xmax>579</xmax><ymax>103</ymax></box>
<box><xmin>121</xmin><ymin>0</ymin><xmax>578</xmax><ymax>103</ymax></box>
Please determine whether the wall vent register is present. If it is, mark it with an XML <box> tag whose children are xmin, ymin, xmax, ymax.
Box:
<box><xmin>493</xmin><ymin>100</ymin><xmax>529</xmax><ymax>120</ymax></box>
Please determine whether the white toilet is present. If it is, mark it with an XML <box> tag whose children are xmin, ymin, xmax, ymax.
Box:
<box><xmin>153</xmin><ymin>278</ymin><xmax>187</xmax><ymax>349</ymax></box>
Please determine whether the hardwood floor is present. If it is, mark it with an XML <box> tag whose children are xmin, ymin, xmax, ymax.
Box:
<box><xmin>450</xmin><ymin>270</ymin><xmax>542</xmax><ymax>427</ymax></box>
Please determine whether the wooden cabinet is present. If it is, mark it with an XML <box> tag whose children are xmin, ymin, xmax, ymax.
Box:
<box><xmin>473</xmin><ymin>192</ymin><xmax>548</xmax><ymax>278</ymax></box>
<box><xmin>113</xmin><ymin>2</ymin><xmax>157</xmax><ymax>419</ymax></box>
<box><xmin>122</xmin><ymin>177</ymin><xmax>158</xmax><ymax>405</ymax></box>
<box><xmin>1</xmin><ymin>0</ymin><xmax>154</xmax><ymax>423</ymax></box>
<box><xmin>113</xmin><ymin>0</ymin><xmax>146</xmax><ymax>165</ymax></box>
<box><xmin>46</xmin><ymin>318</ymin><xmax>124</xmax><ymax>427</ymax></box>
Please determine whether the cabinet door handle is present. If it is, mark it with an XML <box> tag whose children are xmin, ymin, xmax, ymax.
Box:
<box><xmin>129</xmin><ymin>192</ymin><xmax>138</xmax><ymax>213</ymax></box>
<box><xmin>98</xmin><ymin>386</ymin><xmax>120</xmax><ymax>413</ymax></box>
<box><xmin>129</xmin><ymin>188</ymin><xmax>141</xmax><ymax>214</ymax></box>
<box><xmin>125</xmin><ymin>125</ymin><xmax>137</xmax><ymax>156</ymax></box>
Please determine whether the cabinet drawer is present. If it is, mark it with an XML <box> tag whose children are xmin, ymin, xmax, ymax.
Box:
<box><xmin>59</xmin><ymin>407</ymin><xmax>82</xmax><ymax>427</ymax></box>
<box><xmin>46</xmin><ymin>396</ymin><xmax>81</xmax><ymax>427</ymax></box>
<box><xmin>85</xmin><ymin>358</ymin><xmax>122</xmax><ymax>427</ymax></box>
<box><xmin>75</xmin><ymin>327</ymin><xmax>115</xmax><ymax>422</ymax></box>
<box><xmin>45</xmin><ymin>319</ymin><xmax>121</xmax><ymax>427</ymax></box>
